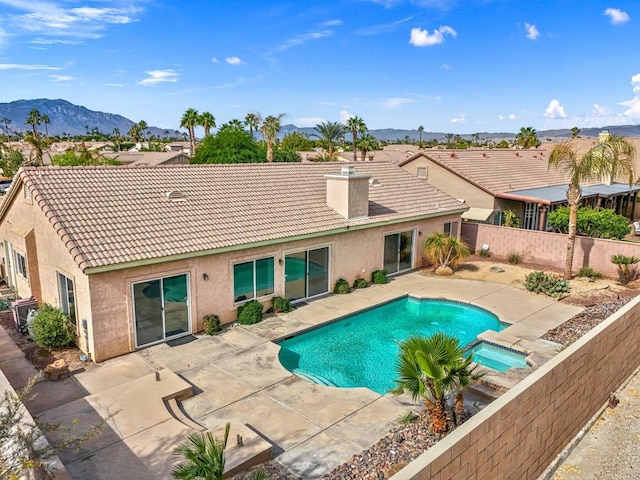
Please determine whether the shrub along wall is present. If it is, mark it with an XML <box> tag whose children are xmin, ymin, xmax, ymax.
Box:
<box><xmin>392</xmin><ymin>294</ymin><xmax>640</xmax><ymax>480</ymax></box>
<box><xmin>461</xmin><ymin>222</ymin><xmax>640</xmax><ymax>278</ymax></box>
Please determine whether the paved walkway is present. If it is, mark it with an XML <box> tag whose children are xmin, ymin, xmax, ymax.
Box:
<box><xmin>0</xmin><ymin>273</ymin><xmax>582</xmax><ymax>479</ymax></box>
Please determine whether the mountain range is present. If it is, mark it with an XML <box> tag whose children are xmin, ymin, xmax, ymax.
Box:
<box><xmin>2</xmin><ymin>98</ymin><xmax>640</xmax><ymax>141</ymax></box>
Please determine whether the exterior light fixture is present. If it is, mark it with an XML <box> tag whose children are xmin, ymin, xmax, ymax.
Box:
<box><xmin>202</xmin><ymin>273</ymin><xmax>209</xmax><ymax>281</ymax></box>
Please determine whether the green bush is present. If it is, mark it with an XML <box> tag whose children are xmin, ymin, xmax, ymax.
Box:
<box><xmin>333</xmin><ymin>278</ymin><xmax>351</xmax><ymax>294</ymax></box>
<box><xmin>271</xmin><ymin>296</ymin><xmax>292</xmax><ymax>314</ymax></box>
<box><xmin>31</xmin><ymin>304</ymin><xmax>75</xmax><ymax>349</ymax></box>
<box><xmin>372</xmin><ymin>269</ymin><xmax>388</xmax><ymax>284</ymax></box>
<box><xmin>203</xmin><ymin>314</ymin><xmax>221</xmax><ymax>335</ymax></box>
<box><xmin>237</xmin><ymin>300</ymin><xmax>263</xmax><ymax>325</ymax></box>
<box><xmin>524</xmin><ymin>271</ymin><xmax>570</xmax><ymax>297</ymax></box>
<box><xmin>577</xmin><ymin>266</ymin><xmax>603</xmax><ymax>279</ymax></box>
<box><xmin>507</xmin><ymin>252</ymin><xmax>522</xmax><ymax>265</ymax></box>
<box><xmin>547</xmin><ymin>206</ymin><xmax>631</xmax><ymax>240</ymax></box>
<box><xmin>352</xmin><ymin>278</ymin><xmax>369</xmax><ymax>289</ymax></box>
<box><xmin>478</xmin><ymin>248</ymin><xmax>491</xmax><ymax>258</ymax></box>
<box><xmin>611</xmin><ymin>254</ymin><xmax>640</xmax><ymax>285</ymax></box>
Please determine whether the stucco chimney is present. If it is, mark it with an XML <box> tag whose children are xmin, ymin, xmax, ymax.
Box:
<box><xmin>325</xmin><ymin>166</ymin><xmax>371</xmax><ymax>219</ymax></box>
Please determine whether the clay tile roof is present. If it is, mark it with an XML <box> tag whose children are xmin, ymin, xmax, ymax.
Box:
<box><xmin>18</xmin><ymin>163</ymin><xmax>464</xmax><ymax>271</ymax></box>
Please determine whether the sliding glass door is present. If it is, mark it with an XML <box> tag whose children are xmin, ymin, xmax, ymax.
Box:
<box><xmin>383</xmin><ymin>230</ymin><xmax>414</xmax><ymax>275</ymax></box>
<box><xmin>133</xmin><ymin>273</ymin><xmax>190</xmax><ymax>347</ymax></box>
<box><xmin>285</xmin><ymin>247</ymin><xmax>330</xmax><ymax>301</ymax></box>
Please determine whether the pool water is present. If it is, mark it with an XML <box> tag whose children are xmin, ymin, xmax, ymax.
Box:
<box><xmin>277</xmin><ymin>297</ymin><xmax>509</xmax><ymax>395</ymax></box>
<box><xmin>467</xmin><ymin>343</ymin><xmax>528</xmax><ymax>372</ymax></box>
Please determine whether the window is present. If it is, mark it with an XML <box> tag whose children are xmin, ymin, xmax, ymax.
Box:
<box><xmin>417</xmin><ymin>167</ymin><xmax>427</xmax><ymax>179</ymax></box>
<box><xmin>58</xmin><ymin>273</ymin><xmax>76</xmax><ymax>326</ymax></box>
<box><xmin>383</xmin><ymin>231</ymin><xmax>414</xmax><ymax>275</ymax></box>
<box><xmin>14</xmin><ymin>251</ymin><xmax>27</xmax><ymax>279</ymax></box>
<box><xmin>444</xmin><ymin>221</ymin><xmax>459</xmax><ymax>237</ymax></box>
<box><xmin>233</xmin><ymin>257</ymin><xmax>274</xmax><ymax>302</ymax></box>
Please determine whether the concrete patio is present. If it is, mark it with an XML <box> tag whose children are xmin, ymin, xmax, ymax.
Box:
<box><xmin>0</xmin><ymin>272</ymin><xmax>583</xmax><ymax>479</ymax></box>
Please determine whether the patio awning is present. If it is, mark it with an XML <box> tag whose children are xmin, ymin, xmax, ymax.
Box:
<box><xmin>461</xmin><ymin>207</ymin><xmax>494</xmax><ymax>221</ymax></box>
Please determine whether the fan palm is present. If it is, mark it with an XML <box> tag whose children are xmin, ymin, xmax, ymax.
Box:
<box><xmin>515</xmin><ymin>126</ymin><xmax>540</xmax><ymax>149</ymax></box>
<box><xmin>423</xmin><ymin>232</ymin><xmax>470</xmax><ymax>274</ymax></box>
<box><xmin>25</xmin><ymin>109</ymin><xmax>42</xmax><ymax>137</ymax></box>
<box><xmin>181</xmin><ymin>108</ymin><xmax>200</xmax><ymax>156</ymax></box>
<box><xmin>313</xmin><ymin>121</ymin><xmax>344</xmax><ymax>156</ymax></box>
<box><xmin>260</xmin><ymin>114</ymin><xmax>285</xmax><ymax>162</ymax></box>
<box><xmin>200</xmin><ymin>111</ymin><xmax>216</xmax><ymax>137</ymax></box>
<box><xmin>41</xmin><ymin>114</ymin><xmax>50</xmax><ymax>138</ymax></box>
<box><xmin>356</xmin><ymin>134</ymin><xmax>379</xmax><ymax>161</ymax></box>
<box><xmin>244</xmin><ymin>112</ymin><xmax>261</xmax><ymax>139</ymax></box>
<box><xmin>549</xmin><ymin>136</ymin><xmax>636</xmax><ymax>279</ymax></box>
<box><xmin>172</xmin><ymin>423</ymin><xmax>230</xmax><ymax>480</ymax></box>
<box><xmin>391</xmin><ymin>333</ymin><xmax>480</xmax><ymax>434</ymax></box>
<box><xmin>346</xmin><ymin>116</ymin><xmax>367</xmax><ymax>161</ymax></box>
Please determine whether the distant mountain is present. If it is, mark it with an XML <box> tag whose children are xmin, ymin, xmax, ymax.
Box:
<box><xmin>0</xmin><ymin>99</ymin><xmax>167</xmax><ymax>137</ymax></box>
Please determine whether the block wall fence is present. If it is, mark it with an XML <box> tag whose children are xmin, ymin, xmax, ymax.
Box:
<box><xmin>461</xmin><ymin>222</ymin><xmax>640</xmax><ymax>278</ymax></box>
<box><xmin>392</xmin><ymin>280</ymin><xmax>640</xmax><ymax>480</ymax></box>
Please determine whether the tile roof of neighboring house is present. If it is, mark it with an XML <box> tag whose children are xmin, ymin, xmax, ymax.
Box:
<box><xmin>102</xmin><ymin>151</ymin><xmax>190</xmax><ymax>166</ymax></box>
<box><xmin>7</xmin><ymin>163</ymin><xmax>465</xmax><ymax>272</ymax></box>
<box><xmin>400</xmin><ymin>149</ymin><xmax>573</xmax><ymax>194</ymax></box>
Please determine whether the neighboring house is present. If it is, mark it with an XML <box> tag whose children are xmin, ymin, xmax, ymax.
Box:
<box><xmin>102</xmin><ymin>151</ymin><xmax>190</xmax><ymax>167</ymax></box>
<box><xmin>166</xmin><ymin>142</ymin><xmax>191</xmax><ymax>155</ymax></box>
<box><xmin>397</xmin><ymin>149</ymin><xmax>640</xmax><ymax>230</ymax></box>
<box><xmin>0</xmin><ymin>163</ymin><xmax>466</xmax><ymax>362</ymax></box>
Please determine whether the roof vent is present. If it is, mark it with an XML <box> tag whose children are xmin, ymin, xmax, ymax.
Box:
<box><xmin>341</xmin><ymin>165</ymin><xmax>357</xmax><ymax>176</ymax></box>
<box><xmin>369</xmin><ymin>178</ymin><xmax>382</xmax><ymax>187</ymax></box>
<box><xmin>165</xmin><ymin>191</ymin><xmax>187</xmax><ymax>202</ymax></box>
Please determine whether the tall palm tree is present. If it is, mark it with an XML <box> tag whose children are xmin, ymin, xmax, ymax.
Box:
<box><xmin>172</xmin><ymin>423</ymin><xmax>230</xmax><ymax>480</ymax></box>
<box><xmin>444</xmin><ymin>133</ymin><xmax>453</xmax><ymax>147</ymax></box>
<box><xmin>137</xmin><ymin>120</ymin><xmax>148</xmax><ymax>141</ymax></box>
<box><xmin>313</xmin><ymin>121</ymin><xmax>344</xmax><ymax>156</ymax></box>
<box><xmin>25</xmin><ymin>109</ymin><xmax>42</xmax><ymax>137</ymax></box>
<box><xmin>549</xmin><ymin>136</ymin><xmax>636</xmax><ymax>279</ymax></box>
<box><xmin>356</xmin><ymin>134</ymin><xmax>379</xmax><ymax>161</ymax></box>
<box><xmin>41</xmin><ymin>114</ymin><xmax>50</xmax><ymax>138</ymax></box>
<box><xmin>200</xmin><ymin>111</ymin><xmax>216</xmax><ymax>137</ymax></box>
<box><xmin>180</xmin><ymin>108</ymin><xmax>200</xmax><ymax>156</ymax></box>
<box><xmin>346</xmin><ymin>116</ymin><xmax>367</xmax><ymax>161</ymax></box>
<box><xmin>418</xmin><ymin>125</ymin><xmax>424</xmax><ymax>146</ymax></box>
<box><xmin>1</xmin><ymin>118</ymin><xmax>10</xmax><ymax>137</ymax></box>
<box><xmin>392</xmin><ymin>333</ymin><xmax>480</xmax><ymax>434</ymax></box>
<box><xmin>515</xmin><ymin>126</ymin><xmax>540</xmax><ymax>149</ymax></box>
<box><xmin>244</xmin><ymin>112</ymin><xmax>261</xmax><ymax>139</ymax></box>
<box><xmin>260</xmin><ymin>114</ymin><xmax>285</xmax><ymax>162</ymax></box>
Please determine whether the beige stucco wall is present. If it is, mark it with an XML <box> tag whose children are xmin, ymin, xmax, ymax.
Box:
<box><xmin>0</xmin><ymin>188</ymin><xmax>93</xmax><ymax>354</ymax></box>
<box><xmin>399</xmin><ymin>156</ymin><xmax>495</xmax><ymax>209</ymax></box>
<box><xmin>87</xmin><ymin>213</ymin><xmax>461</xmax><ymax>361</ymax></box>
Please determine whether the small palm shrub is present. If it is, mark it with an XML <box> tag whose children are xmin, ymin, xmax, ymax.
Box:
<box><xmin>611</xmin><ymin>254</ymin><xmax>640</xmax><ymax>285</ymax></box>
<box><xmin>203</xmin><ymin>314</ymin><xmax>221</xmax><ymax>335</ymax></box>
<box><xmin>237</xmin><ymin>300</ymin><xmax>263</xmax><ymax>325</ymax></box>
<box><xmin>577</xmin><ymin>266</ymin><xmax>603</xmax><ymax>280</ymax></box>
<box><xmin>372</xmin><ymin>269</ymin><xmax>388</xmax><ymax>284</ymax></box>
<box><xmin>424</xmin><ymin>232</ymin><xmax>470</xmax><ymax>274</ymax></box>
<box><xmin>172</xmin><ymin>423</ymin><xmax>230</xmax><ymax>480</ymax></box>
<box><xmin>31</xmin><ymin>304</ymin><xmax>75</xmax><ymax>349</ymax></box>
<box><xmin>352</xmin><ymin>278</ymin><xmax>369</xmax><ymax>289</ymax></box>
<box><xmin>507</xmin><ymin>252</ymin><xmax>522</xmax><ymax>265</ymax></box>
<box><xmin>334</xmin><ymin>278</ymin><xmax>351</xmax><ymax>294</ymax></box>
<box><xmin>271</xmin><ymin>296</ymin><xmax>292</xmax><ymax>314</ymax></box>
<box><xmin>524</xmin><ymin>271</ymin><xmax>570</xmax><ymax>297</ymax></box>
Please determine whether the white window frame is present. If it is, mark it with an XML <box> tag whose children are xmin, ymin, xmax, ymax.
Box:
<box><xmin>14</xmin><ymin>251</ymin><xmax>27</xmax><ymax>279</ymax></box>
<box><xmin>232</xmin><ymin>256</ymin><xmax>275</xmax><ymax>304</ymax></box>
<box><xmin>444</xmin><ymin>221</ymin><xmax>459</xmax><ymax>237</ymax></box>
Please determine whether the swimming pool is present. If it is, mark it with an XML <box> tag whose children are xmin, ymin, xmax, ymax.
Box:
<box><xmin>277</xmin><ymin>297</ymin><xmax>515</xmax><ymax>395</ymax></box>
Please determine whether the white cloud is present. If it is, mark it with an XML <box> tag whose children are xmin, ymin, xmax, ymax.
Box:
<box><xmin>138</xmin><ymin>69</ymin><xmax>180</xmax><ymax>86</ymax></box>
<box><xmin>604</xmin><ymin>8</ymin><xmax>630</xmax><ymax>25</ymax></box>
<box><xmin>340</xmin><ymin>110</ymin><xmax>353</xmax><ymax>123</ymax></box>
<box><xmin>450</xmin><ymin>114</ymin><xmax>466</xmax><ymax>124</ymax></box>
<box><xmin>295</xmin><ymin>117</ymin><xmax>325</xmax><ymax>127</ymax></box>
<box><xmin>0</xmin><ymin>63</ymin><xmax>61</xmax><ymax>70</ymax></box>
<box><xmin>269</xmin><ymin>29</ymin><xmax>334</xmax><ymax>55</ymax></box>
<box><xmin>30</xmin><ymin>38</ymin><xmax>81</xmax><ymax>45</ymax></box>
<box><xmin>544</xmin><ymin>99</ymin><xmax>567</xmax><ymax>119</ymax></box>
<box><xmin>97</xmin><ymin>83</ymin><xmax>123</xmax><ymax>87</ymax></box>
<box><xmin>49</xmin><ymin>74</ymin><xmax>73</xmax><ymax>81</ymax></box>
<box><xmin>409</xmin><ymin>25</ymin><xmax>457</xmax><ymax>47</ymax></box>
<box><xmin>226</xmin><ymin>56</ymin><xmax>243</xmax><ymax>65</ymax></box>
<box><xmin>440</xmin><ymin>63</ymin><xmax>451</xmax><ymax>70</ymax></box>
<box><xmin>383</xmin><ymin>97</ymin><xmax>413</xmax><ymax>109</ymax></box>
<box><xmin>524</xmin><ymin>22</ymin><xmax>539</xmax><ymax>40</ymax></box>
<box><xmin>355</xmin><ymin>16</ymin><xmax>413</xmax><ymax>35</ymax></box>
<box><xmin>211</xmin><ymin>57</ymin><xmax>219</xmax><ymax>63</ymax></box>
<box><xmin>619</xmin><ymin>74</ymin><xmax>640</xmax><ymax>120</ymax></box>
<box><xmin>508</xmin><ymin>114</ymin><xmax>518</xmax><ymax>121</ymax></box>
<box><xmin>321</xmin><ymin>19</ymin><xmax>343</xmax><ymax>26</ymax></box>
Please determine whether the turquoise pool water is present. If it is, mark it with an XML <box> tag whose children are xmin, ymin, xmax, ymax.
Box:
<box><xmin>468</xmin><ymin>343</ymin><xmax>528</xmax><ymax>372</ymax></box>
<box><xmin>278</xmin><ymin>297</ymin><xmax>508</xmax><ymax>395</ymax></box>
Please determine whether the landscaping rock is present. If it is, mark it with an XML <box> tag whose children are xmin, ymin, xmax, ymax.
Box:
<box><xmin>43</xmin><ymin>359</ymin><xmax>69</xmax><ymax>381</ymax></box>
<box><xmin>490</xmin><ymin>266</ymin><xmax>505</xmax><ymax>273</ymax></box>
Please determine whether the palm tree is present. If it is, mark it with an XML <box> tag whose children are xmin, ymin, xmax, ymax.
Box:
<box><xmin>25</xmin><ymin>109</ymin><xmax>42</xmax><ymax>137</ymax></box>
<box><xmin>418</xmin><ymin>125</ymin><xmax>424</xmax><ymax>146</ymax></box>
<box><xmin>172</xmin><ymin>423</ymin><xmax>230</xmax><ymax>480</ymax></box>
<box><xmin>127</xmin><ymin>124</ymin><xmax>141</xmax><ymax>143</ymax></box>
<box><xmin>41</xmin><ymin>114</ymin><xmax>50</xmax><ymax>138</ymax></box>
<box><xmin>200</xmin><ymin>111</ymin><xmax>216</xmax><ymax>137</ymax></box>
<box><xmin>24</xmin><ymin>132</ymin><xmax>48</xmax><ymax>166</ymax></box>
<box><xmin>180</xmin><ymin>108</ymin><xmax>200</xmax><ymax>156</ymax></box>
<box><xmin>356</xmin><ymin>134</ymin><xmax>379</xmax><ymax>161</ymax></box>
<box><xmin>515</xmin><ymin>126</ymin><xmax>540</xmax><ymax>149</ymax></box>
<box><xmin>571</xmin><ymin>127</ymin><xmax>580</xmax><ymax>139</ymax></box>
<box><xmin>549</xmin><ymin>136</ymin><xmax>636</xmax><ymax>279</ymax></box>
<box><xmin>1</xmin><ymin>118</ymin><xmax>10</xmax><ymax>137</ymax></box>
<box><xmin>346</xmin><ymin>116</ymin><xmax>367</xmax><ymax>161</ymax></box>
<box><xmin>260</xmin><ymin>114</ymin><xmax>285</xmax><ymax>162</ymax></box>
<box><xmin>423</xmin><ymin>232</ymin><xmax>470</xmax><ymax>275</ymax></box>
<box><xmin>137</xmin><ymin>120</ymin><xmax>148</xmax><ymax>141</ymax></box>
<box><xmin>444</xmin><ymin>133</ymin><xmax>453</xmax><ymax>147</ymax></box>
<box><xmin>313</xmin><ymin>121</ymin><xmax>345</xmax><ymax>156</ymax></box>
<box><xmin>392</xmin><ymin>333</ymin><xmax>481</xmax><ymax>434</ymax></box>
<box><xmin>244</xmin><ymin>112</ymin><xmax>261</xmax><ymax>139</ymax></box>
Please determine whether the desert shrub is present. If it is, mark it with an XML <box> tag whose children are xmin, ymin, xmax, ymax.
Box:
<box><xmin>334</xmin><ymin>278</ymin><xmax>351</xmax><ymax>294</ymax></box>
<box><xmin>31</xmin><ymin>304</ymin><xmax>75</xmax><ymax>349</ymax></box>
<box><xmin>547</xmin><ymin>206</ymin><xmax>630</xmax><ymax>240</ymax></box>
<box><xmin>611</xmin><ymin>254</ymin><xmax>640</xmax><ymax>285</ymax></box>
<box><xmin>203</xmin><ymin>314</ymin><xmax>221</xmax><ymax>335</ymax></box>
<box><xmin>352</xmin><ymin>278</ymin><xmax>369</xmax><ymax>289</ymax></box>
<box><xmin>577</xmin><ymin>266</ymin><xmax>603</xmax><ymax>279</ymax></box>
<box><xmin>524</xmin><ymin>271</ymin><xmax>570</xmax><ymax>297</ymax></box>
<box><xmin>503</xmin><ymin>209</ymin><xmax>521</xmax><ymax>228</ymax></box>
<box><xmin>372</xmin><ymin>269</ymin><xmax>389</xmax><ymax>284</ymax></box>
<box><xmin>507</xmin><ymin>252</ymin><xmax>522</xmax><ymax>265</ymax></box>
<box><xmin>478</xmin><ymin>247</ymin><xmax>491</xmax><ymax>258</ymax></box>
<box><xmin>237</xmin><ymin>300</ymin><xmax>263</xmax><ymax>325</ymax></box>
<box><xmin>271</xmin><ymin>296</ymin><xmax>292</xmax><ymax>314</ymax></box>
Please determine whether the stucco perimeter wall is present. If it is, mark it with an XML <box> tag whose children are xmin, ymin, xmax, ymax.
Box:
<box><xmin>393</xmin><ymin>294</ymin><xmax>640</xmax><ymax>480</ymax></box>
<box><xmin>462</xmin><ymin>222</ymin><xmax>640</xmax><ymax>278</ymax></box>
<box><xmin>88</xmin><ymin>214</ymin><xmax>459</xmax><ymax>361</ymax></box>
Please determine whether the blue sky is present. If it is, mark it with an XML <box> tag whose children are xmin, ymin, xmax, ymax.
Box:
<box><xmin>1</xmin><ymin>0</ymin><xmax>639</xmax><ymax>135</ymax></box>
